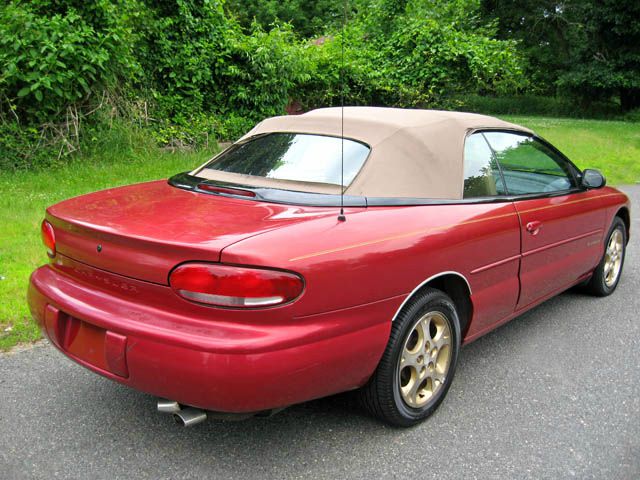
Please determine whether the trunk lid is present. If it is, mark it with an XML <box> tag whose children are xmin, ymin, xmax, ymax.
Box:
<box><xmin>47</xmin><ymin>180</ymin><xmax>333</xmax><ymax>284</ymax></box>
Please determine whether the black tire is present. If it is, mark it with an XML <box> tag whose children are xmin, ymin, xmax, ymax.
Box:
<box><xmin>358</xmin><ymin>288</ymin><xmax>461</xmax><ymax>427</ymax></box>
<box><xmin>585</xmin><ymin>216</ymin><xmax>627</xmax><ymax>296</ymax></box>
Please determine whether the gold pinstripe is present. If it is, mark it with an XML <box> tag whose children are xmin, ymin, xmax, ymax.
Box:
<box><xmin>288</xmin><ymin>193</ymin><xmax>621</xmax><ymax>262</ymax></box>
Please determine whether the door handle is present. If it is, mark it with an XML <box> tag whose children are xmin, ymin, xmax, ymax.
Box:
<box><xmin>526</xmin><ymin>221</ymin><xmax>543</xmax><ymax>235</ymax></box>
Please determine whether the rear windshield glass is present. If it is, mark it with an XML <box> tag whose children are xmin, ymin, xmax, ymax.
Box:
<box><xmin>199</xmin><ymin>133</ymin><xmax>370</xmax><ymax>187</ymax></box>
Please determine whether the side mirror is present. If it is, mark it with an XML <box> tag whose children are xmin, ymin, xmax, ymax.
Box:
<box><xmin>581</xmin><ymin>169</ymin><xmax>606</xmax><ymax>189</ymax></box>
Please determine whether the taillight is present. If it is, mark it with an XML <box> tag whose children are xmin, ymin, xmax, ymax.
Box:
<box><xmin>169</xmin><ymin>263</ymin><xmax>304</xmax><ymax>308</ymax></box>
<box><xmin>41</xmin><ymin>220</ymin><xmax>56</xmax><ymax>258</ymax></box>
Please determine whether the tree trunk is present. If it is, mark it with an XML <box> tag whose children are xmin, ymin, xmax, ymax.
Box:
<box><xmin>620</xmin><ymin>88</ymin><xmax>640</xmax><ymax>111</ymax></box>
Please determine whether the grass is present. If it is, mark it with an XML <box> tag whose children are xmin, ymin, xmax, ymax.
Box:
<box><xmin>502</xmin><ymin>116</ymin><xmax>640</xmax><ymax>185</ymax></box>
<box><xmin>1</xmin><ymin>116</ymin><xmax>638</xmax><ymax>350</ymax></box>
<box><xmin>0</xmin><ymin>142</ymin><xmax>217</xmax><ymax>350</ymax></box>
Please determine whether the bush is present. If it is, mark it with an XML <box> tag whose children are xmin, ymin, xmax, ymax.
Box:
<box><xmin>622</xmin><ymin>108</ymin><xmax>640</xmax><ymax>123</ymax></box>
<box><xmin>454</xmin><ymin>94</ymin><xmax>624</xmax><ymax>118</ymax></box>
<box><xmin>0</xmin><ymin>0</ymin><xmax>143</xmax><ymax>169</ymax></box>
<box><xmin>131</xmin><ymin>2</ymin><xmax>312</xmax><ymax>142</ymax></box>
<box><xmin>217</xmin><ymin>24</ymin><xmax>312</xmax><ymax>120</ymax></box>
<box><xmin>0</xmin><ymin>1</ymin><xmax>139</xmax><ymax>124</ymax></box>
<box><xmin>295</xmin><ymin>0</ymin><xmax>526</xmax><ymax>110</ymax></box>
<box><xmin>225</xmin><ymin>0</ymin><xmax>343</xmax><ymax>38</ymax></box>
<box><xmin>0</xmin><ymin>121</ymin><xmax>50</xmax><ymax>170</ymax></box>
<box><xmin>0</xmin><ymin>0</ymin><xmax>530</xmax><ymax>170</ymax></box>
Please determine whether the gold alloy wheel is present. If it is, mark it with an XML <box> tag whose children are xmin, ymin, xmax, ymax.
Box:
<box><xmin>604</xmin><ymin>229</ymin><xmax>624</xmax><ymax>287</ymax></box>
<box><xmin>398</xmin><ymin>311</ymin><xmax>452</xmax><ymax>408</ymax></box>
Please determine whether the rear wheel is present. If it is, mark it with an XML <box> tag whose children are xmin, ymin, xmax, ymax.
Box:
<box><xmin>359</xmin><ymin>288</ymin><xmax>461</xmax><ymax>427</ymax></box>
<box><xmin>585</xmin><ymin>217</ymin><xmax>627</xmax><ymax>296</ymax></box>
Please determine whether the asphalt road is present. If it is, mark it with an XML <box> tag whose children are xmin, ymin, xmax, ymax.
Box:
<box><xmin>2</xmin><ymin>186</ymin><xmax>638</xmax><ymax>480</ymax></box>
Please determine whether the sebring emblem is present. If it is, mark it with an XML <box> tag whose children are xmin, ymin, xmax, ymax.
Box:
<box><xmin>96</xmin><ymin>244</ymin><xmax>102</xmax><ymax>253</ymax></box>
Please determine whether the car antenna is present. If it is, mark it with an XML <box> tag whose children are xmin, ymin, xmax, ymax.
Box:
<box><xmin>337</xmin><ymin>0</ymin><xmax>347</xmax><ymax>222</ymax></box>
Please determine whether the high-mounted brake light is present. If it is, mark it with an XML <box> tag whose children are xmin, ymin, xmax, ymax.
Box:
<box><xmin>41</xmin><ymin>220</ymin><xmax>56</xmax><ymax>258</ymax></box>
<box><xmin>197</xmin><ymin>184</ymin><xmax>256</xmax><ymax>198</ymax></box>
<box><xmin>169</xmin><ymin>263</ymin><xmax>304</xmax><ymax>308</ymax></box>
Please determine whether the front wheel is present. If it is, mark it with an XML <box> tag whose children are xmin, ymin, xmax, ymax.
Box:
<box><xmin>359</xmin><ymin>288</ymin><xmax>461</xmax><ymax>427</ymax></box>
<box><xmin>585</xmin><ymin>217</ymin><xmax>627</xmax><ymax>296</ymax></box>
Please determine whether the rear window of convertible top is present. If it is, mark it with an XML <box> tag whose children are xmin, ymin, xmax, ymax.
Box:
<box><xmin>198</xmin><ymin>133</ymin><xmax>370</xmax><ymax>188</ymax></box>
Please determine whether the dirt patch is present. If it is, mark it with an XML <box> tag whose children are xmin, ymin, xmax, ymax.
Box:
<box><xmin>0</xmin><ymin>339</ymin><xmax>48</xmax><ymax>356</ymax></box>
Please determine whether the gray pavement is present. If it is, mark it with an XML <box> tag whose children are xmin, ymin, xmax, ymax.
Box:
<box><xmin>1</xmin><ymin>186</ymin><xmax>639</xmax><ymax>479</ymax></box>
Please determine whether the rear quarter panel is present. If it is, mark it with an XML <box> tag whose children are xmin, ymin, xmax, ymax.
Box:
<box><xmin>221</xmin><ymin>202</ymin><xmax>522</xmax><ymax>340</ymax></box>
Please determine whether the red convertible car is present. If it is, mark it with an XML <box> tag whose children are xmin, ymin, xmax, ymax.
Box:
<box><xmin>28</xmin><ymin>108</ymin><xmax>630</xmax><ymax>427</ymax></box>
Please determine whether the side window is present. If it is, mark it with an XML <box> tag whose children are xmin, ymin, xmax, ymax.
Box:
<box><xmin>463</xmin><ymin>133</ymin><xmax>506</xmax><ymax>198</ymax></box>
<box><xmin>483</xmin><ymin>132</ymin><xmax>576</xmax><ymax>195</ymax></box>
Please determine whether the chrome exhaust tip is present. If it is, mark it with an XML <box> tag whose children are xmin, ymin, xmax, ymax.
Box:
<box><xmin>173</xmin><ymin>408</ymin><xmax>208</xmax><ymax>427</ymax></box>
<box><xmin>157</xmin><ymin>399</ymin><xmax>181</xmax><ymax>414</ymax></box>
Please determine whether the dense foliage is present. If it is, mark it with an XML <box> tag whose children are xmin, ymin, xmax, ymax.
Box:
<box><xmin>294</xmin><ymin>0</ymin><xmax>525</xmax><ymax>110</ymax></box>
<box><xmin>0</xmin><ymin>1</ymin><xmax>137</xmax><ymax>123</ymax></box>
<box><xmin>225</xmin><ymin>0</ymin><xmax>343</xmax><ymax>38</ymax></box>
<box><xmin>0</xmin><ymin>0</ymin><xmax>315</xmax><ymax>168</ymax></box>
<box><xmin>0</xmin><ymin>0</ymin><xmax>636</xmax><ymax>171</ymax></box>
<box><xmin>136</xmin><ymin>1</ymin><xmax>311</xmax><ymax>146</ymax></box>
<box><xmin>482</xmin><ymin>0</ymin><xmax>640</xmax><ymax>110</ymax></box>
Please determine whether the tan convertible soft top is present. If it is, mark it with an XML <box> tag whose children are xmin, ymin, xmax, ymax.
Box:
<box><xmin>195</xmin><ymin>107</ymin><xmax>532</xmax><ymax>199</ymax></box>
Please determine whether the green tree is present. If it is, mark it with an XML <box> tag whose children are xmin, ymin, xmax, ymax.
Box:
<box><xmin>482</xmin><ymin>0</ymin><xmax>640</xmax><ymax>110</ymax></box>
<box><xmin>137</xmin><ymin>0</ymin><xmax>311</xmax><ymax>135</ymax></box>
<box><xmin>480</xmin><ymin>0</ymin><xmax>575</xmax><ymax>93</ymax></box>
<box><xmin>559</xmin><ymin>0</ymin><xmax>640</xmax><ymax>110</ymax></box>
<box><xmin>297</xmin><ymin>0</ymin><xmax>526</xmax><ymax>109</ymax></box>
<box><xmin>225</xmin><ymin>0</ymin><xmax>343</xmax><ymax>38</ymax></box>
<box><xmin>0</xmin><ymin>0</ymin><xmax>139</xmax><ymax>123</ymax></box>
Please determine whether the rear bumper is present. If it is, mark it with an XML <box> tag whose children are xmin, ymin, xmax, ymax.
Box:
<box><xmin>28</xmin><ymin>264</ymin><xmax>393</xmax><ymax>412</ymax></box>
